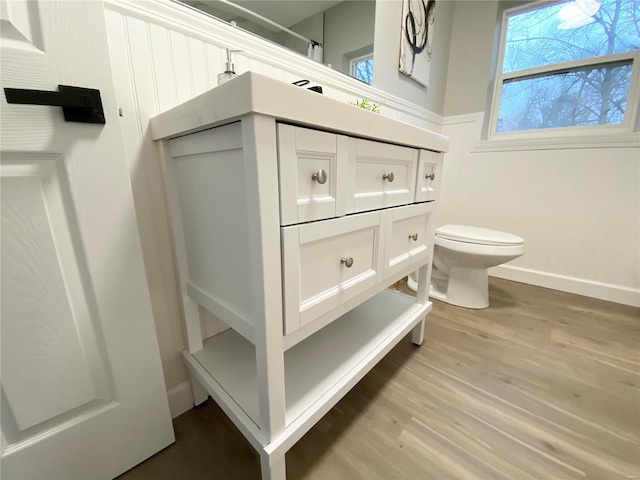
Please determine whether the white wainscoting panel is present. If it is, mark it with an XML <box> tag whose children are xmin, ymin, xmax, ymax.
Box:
<box><xmin>105</xmin><ymin>9</ymin><xmax>193</xmax><ymax>413</ymax></box>
<box><xmin>440</xmin><ymin>113</ymin><xmax>640</xmax><ymax>307</ymax></box>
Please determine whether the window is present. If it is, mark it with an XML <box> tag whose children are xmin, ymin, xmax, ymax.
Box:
<box><xmin>490</xmin><ymin>0</ymin><xmax>639</xmax><ymax>134</ymax></box>
<box><xmin>351</xmin><ymin>54</ymin><xmax>374</xmax><ymax>85</ymax></box>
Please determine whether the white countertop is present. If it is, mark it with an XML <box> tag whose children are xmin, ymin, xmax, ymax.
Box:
<box><xmin>150</xmin><ymin>71</ymin><xmax>449</xmax><ymax>152</ymax></box>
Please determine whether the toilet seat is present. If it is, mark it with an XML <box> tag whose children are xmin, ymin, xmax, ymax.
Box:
<box><xmin>436</xmin><ymin>225</ymin><xmax>524</xmax><ymax>246</ymax></box>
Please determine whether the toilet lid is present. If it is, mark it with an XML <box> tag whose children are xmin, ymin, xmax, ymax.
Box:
<box><xmin>436</xmin><ymin>225</ymin><xmax>524</xmax><ymax>246</ymax></box>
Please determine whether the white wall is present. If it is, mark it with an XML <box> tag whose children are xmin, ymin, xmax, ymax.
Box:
<box><xmin>443</xmin><ymin>1</ymin><xmax>498</xmax><ymax>117</ymax></box>
<box><xmin>440</xmin><ymin>1</ymin><xmax>640</xmax><ymax>306</ymax></box>
<box><xmin>103</xmin><ymin>0</ymin><xmax>454</xmax><ymax>418</ymax></box>
<box><xmin>324</xmin><ymin>1</ymin><xmax>375</xmax><ymax>76</ymax></box>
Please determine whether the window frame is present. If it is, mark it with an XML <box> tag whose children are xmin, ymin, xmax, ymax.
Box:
<box><xmin>350</xmin><ymin>53</ymin><xmax>374</xmax><ymax>85</ymax></box>
<box><xmin>486</xmin><ymin>0</ymin><xmax>640</xmax><ymax>141</ymax></box>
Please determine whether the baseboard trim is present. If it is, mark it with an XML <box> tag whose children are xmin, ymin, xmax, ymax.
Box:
<box><xmin>489</xmin><ymin>265</ymin><xmax>640</xmax><ymax>308</ymax></box>
<box><xmin>167</xmin><ymin>380</ymin><xmax>194</xmax><ymax>419</ymax></box>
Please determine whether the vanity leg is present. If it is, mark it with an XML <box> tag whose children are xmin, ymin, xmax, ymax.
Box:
<box><xmin>412</xmin><ymin>263</ymin><xmax>430</xmax><ymax>346</ymax></box>
<box><xmin>260</xmin><ymin>451</ymin><xmax>286</xmax><ymax>480</ymax></box>
<box><xmin>190</xmin><ymin>375</ymin><xmax>209</xmax><ymax>406</ymax></box>
<box><xmin>412</xmin><ymin>318</ymin><xmax>425</xmax><ymax>346</ymax></box>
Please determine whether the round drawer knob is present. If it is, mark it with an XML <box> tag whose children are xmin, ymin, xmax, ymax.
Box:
<box><xmin>426</xmin><ymin>173</ymin><xmax>435</xmax><ymax>181</ymax></box>
<box><xmin>311</xmin><ymin>169</ymin><xmax>328</xmax><ymax>184</ymax></box>
<box><xmin>382</xmin><ymin>172</ymin><xmax>395</xmax><ymax>182</ymax></box>
<box><xmin>341</xmin><ymin>257</ymin><xmax>354</xmax><ymax>268</ymax></box>
<box><xmin>409</xmin><ymin>233</ymin><xmax>418</xmax><ymax>241</ymax></box>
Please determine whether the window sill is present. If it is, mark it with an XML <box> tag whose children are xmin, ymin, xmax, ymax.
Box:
<box><xmin>473</xmin><ymin>129</ymin><xmax>640</xmax><ymax>153</ymax></box>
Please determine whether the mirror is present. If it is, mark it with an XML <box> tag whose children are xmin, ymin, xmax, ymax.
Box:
<box><xmin>180</xmin><ymin>0</ymin><xmax>376</xmax><ymax>84</ymax></box>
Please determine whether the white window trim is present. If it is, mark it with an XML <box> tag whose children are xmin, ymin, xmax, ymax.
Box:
<box><xmin>481</xmin><ymin>0</ymin><xmax>640</xmax><ymax>151</ymax></box>
<box><xmin>350</xmin><ymin>53</ymin><xmax>373</xmax><ymax>80</ymax></box>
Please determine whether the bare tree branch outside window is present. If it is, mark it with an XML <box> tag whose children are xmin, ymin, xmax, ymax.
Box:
<box><xmin>496</xmin><ymin>0</ymin><xmax>639</xmax><ymax>133</ymax></box>
<box><xmin>353</xmin><ymin>57</ymin><xmax>374</xmax><ymax>85</ymax></box>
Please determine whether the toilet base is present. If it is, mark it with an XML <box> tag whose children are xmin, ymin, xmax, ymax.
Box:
<box><xmin>429</xmin><ymin>265</ymin><xmax>490</xmax><ymax>309</ymax></box>
<box><xmin>406</xmin><ymin>272</ymin><xmax>418</xmax><ymax>292</ymax></box>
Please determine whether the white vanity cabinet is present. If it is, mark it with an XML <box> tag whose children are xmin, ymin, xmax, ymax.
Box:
<box><xmin>151</xmin><ymin>72</ymin><xmax>448</xmax><ymax>480</ymax></box>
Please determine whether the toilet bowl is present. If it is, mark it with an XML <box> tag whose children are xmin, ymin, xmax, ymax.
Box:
<box><xmin>408</xmin><ymin>225</ymin><xmax>524</xmax><ymax>309</ymax></box>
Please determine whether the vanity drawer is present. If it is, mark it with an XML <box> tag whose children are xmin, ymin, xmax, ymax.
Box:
<box><xmin>278</xmin><ymin>124</ymin><xmax>347</xmax><ymax>226</ymax></box>
<box><xmin>346</xmin><ymin>138</ymin><xmax>418</xmax><ymax>214</ymax></box>
<box><xmin>382</xmin><ymin>203</ymin><xmax>433</xmax><ymax>280</ymax></box>
<box><xmin>281</xmin><ymin>210</ymin><xmax>382</xmax><ymax>334</ymax></box>
<box><xmin>415</xmin><ymin>149</ymin><xmax>443</xmax><ymax>202</ymax></box>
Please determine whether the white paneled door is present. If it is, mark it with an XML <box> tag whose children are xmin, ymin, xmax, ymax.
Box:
<box><xmin>0</xmin><ymin>1</ymin><xmax>174</xmax><ymax>478</ymax></box>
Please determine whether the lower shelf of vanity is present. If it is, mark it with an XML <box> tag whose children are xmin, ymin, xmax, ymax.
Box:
<box><xmin>182</xmin><ymin>289</ymin><xmax>432</xmax><ymax>454</ymax></box>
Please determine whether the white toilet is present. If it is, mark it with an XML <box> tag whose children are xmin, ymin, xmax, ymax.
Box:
<box><xmin>408</xmin><ymin>225</ymin><xmax>524</xmax><ymax>309</ymax></box>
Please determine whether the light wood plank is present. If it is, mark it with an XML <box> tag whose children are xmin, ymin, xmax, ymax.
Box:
<box><xmin>119</xmin><ymin>278</ymin><xmax>640</xmax><ymax>480</ymax></box>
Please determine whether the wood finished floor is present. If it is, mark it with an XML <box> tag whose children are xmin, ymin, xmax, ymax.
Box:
<box><xmin>119</xmin><ymin>278</ymin><xmax>640</xmax><ymax>480</ymax></box>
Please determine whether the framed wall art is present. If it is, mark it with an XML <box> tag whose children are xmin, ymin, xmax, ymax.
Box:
<box><xmin>399</xmin><ymin>0</ymin><xmax>436</xmax><ymax>86</ymax></box>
